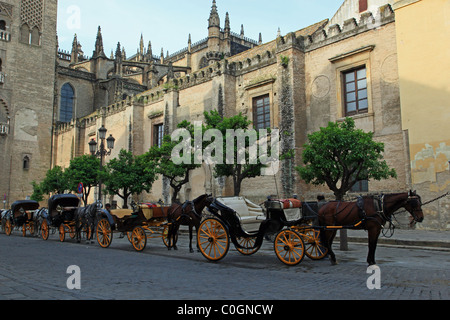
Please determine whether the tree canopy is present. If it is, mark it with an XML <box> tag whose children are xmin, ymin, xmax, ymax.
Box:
<box><xmin>102</xmin><ymin>149</ymin><xmax>158</xmax><ymax>208</ymax></box>
<box><xmin>296</xmin><ymin>117</ymin><xmax>397</xmax><ymax>200</ymax></box>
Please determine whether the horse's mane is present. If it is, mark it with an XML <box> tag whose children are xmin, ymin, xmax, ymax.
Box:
<box><xmin>192</xmin><ymin>194</ymin><xmax>208</xmax><ymax>203</ymax></box>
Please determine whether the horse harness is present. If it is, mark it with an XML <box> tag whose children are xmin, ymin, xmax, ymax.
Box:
<box><xmin>331</xmin><ymin>195</ymin><xmax>386</xmax><ymax>230</ymax></box>
<box><xmin>176</xmin><ymin>200</ymin><xmax>201</xmax><ymax>222</ymax></box>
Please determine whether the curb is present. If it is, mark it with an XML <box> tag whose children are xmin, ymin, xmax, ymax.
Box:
<box><xmin>336</xmin><ymin>236</ymin><xmax>450</xmax><ymax>251</ymax></box>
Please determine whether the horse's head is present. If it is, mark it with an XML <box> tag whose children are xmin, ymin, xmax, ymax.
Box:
<box><xmin>205</xmin><ymin>194</ymin><xmax>214</xmax><ymax>206</ymax></box>
<box><xmin>404</xmin><ymin>190</ymin><xmax>424</xmax><ymax>223</ymax></box>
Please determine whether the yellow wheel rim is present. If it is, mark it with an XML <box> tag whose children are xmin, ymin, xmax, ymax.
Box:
<box><xmin>236</xmin><ymin>236</ymin><xmax>260</xmax><ymax>255</ymax></box>
<box><xmin>198</xmin><ymin>219</ymin><xmax>229</xmax><ymax>262</ymax></box>
<box><xmin>96</xmin><ymin>219</ymin><xmax>112</xmax><ymax>248</ymax></box>
<box><xmin>131</xmin><ymin>227</ymin><xmax>147</xmax><ymax>252</ymax></box>
<box><xmin>274</xmin><ymin>229</ymin><xmax>305</xmax><ymax>266</ymax></box>
<box><xmin>41</xmin><ymin>220</ymin><xmax>49</xmax><ymax>240</ymax></box>
<box><xmin>301</xmin><ymin>228</ymin><xmax>328</xmax><ymax>260</ymax></box>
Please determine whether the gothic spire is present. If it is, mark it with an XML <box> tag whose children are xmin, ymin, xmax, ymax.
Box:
<box><xmin>224</xmin><ymin>12</ymin><xmax>230</xmax><ymax>36</ymax></box>
<box><xmin>208</xmin><ymin>0</ymin><xmax>220</xmax><ymax>28</ymax></box>
<box><xmin>93</xmin><ymin>26</ymin><xmax>106</xmax><ymax>58</ymax></box>
<box><xmin>139</xmin><ymin>33</ymin><xmax>144</xmax><ymax>56</ymax></box>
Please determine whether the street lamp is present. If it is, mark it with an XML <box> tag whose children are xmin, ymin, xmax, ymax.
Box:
<box><xmin>89</xmin><ymin>126</ymin><xmax>116</xmax><ymax>202</ymax></box>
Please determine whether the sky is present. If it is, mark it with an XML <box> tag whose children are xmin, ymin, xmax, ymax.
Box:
<box><xmin>57</xmin><ymin>0</ymin><xmax>344</xmax><ymax>57</ymax></box>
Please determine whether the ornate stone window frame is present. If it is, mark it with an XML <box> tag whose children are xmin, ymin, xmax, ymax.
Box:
<box><xmin>329</xmin><ymin>45</ymin><xmax>375</xmax><ymax>123</ymax></box>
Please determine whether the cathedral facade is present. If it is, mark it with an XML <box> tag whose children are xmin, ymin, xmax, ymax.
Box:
<box><xmin>54</xmin><ymin>0</ymin><xmax>406</xmax><ymax>205</ymax></box>
<box><xmin>1</xmin><ymin>0</ymin><xmax>448</xmax><ymax>229</ymax></box>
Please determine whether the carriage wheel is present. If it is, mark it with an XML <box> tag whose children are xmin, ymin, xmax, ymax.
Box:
<box><xmin>41</xmin><ymin>220</ymin><xmax>49</xmax><ymax>240</ymax></box>
<box><xmin>69</xmin><ymin>225</ymin><xmax>76</xmax><ymax>239</ymax></box>
<box><xmin>5</xmin><ymin>220</ymin><xmax>12</xmax><ymax>236</ymax></box>
<box><xmin>59</xmin><ymin>224</ymin><xmax>66</xmax><ymax>242</ymax></box>
<box><xmin>162</xmin><ymin>225</ymin><xmax>169</xmax><ymax>248</ymax></box>
<box><xmin>197</xmin><ymin>218</ymin><xmax>230</xmax><ymax>262</ymax></box>
<box><xmin>83</xmin><ymin>226</ymin><xmax>92</xmax><ymax>241</ymax></box>
<box><xmin>29</xmin><ymin>222</ymin><xmax>35</xmax><ymax>237</ymax></box>
<box><xmin>131</xmin><ymin>226</ymin><xmax>147</xmax><ymax>252</ymax></box>
<box><xmin>162</xmin><ymin>224</ymin><xmax>178</xmax><ymax>248</ymax></box>
<box><xmin>96</xmin><ymin>218</ymin><xmax>113</xmax><ymax>248</ymax></box>
<box><xmin>301</xmin><ymin>228</ymin><xmax>328</xmax><ymax>260</ymax></box>
<box><xmin>236</xmin><ymin>236</ymin><xmax>260</xmax><ymax>256</ymax></box>
<box><xmin>274</xmin><ymin>229</ymin><xmax>305</xmax><ymax>266</ymax></box>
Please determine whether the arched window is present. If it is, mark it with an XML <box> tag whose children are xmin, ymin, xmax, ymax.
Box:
<box><xmin>0</xmin><ymin>20</ymin><xmax>6</xmax><ymax>31</ymax></box>
<box><xmin>60</xmin><ymin>83</ymin><xmax>74</xmax><ymax>123</ymax></box>
<box><xmin>20</xmin><ymin>23</ymin><xmax>30</xmax><ymax>44</ymax></box>
<box><xmin>31</xmin><ymin>26</ymin><xmax>40</xmax><ymax>45</ymax></box>
<box><xmin>23</xmin><ymin>156</ymin><xmax>30</xmax><ymax>170</ymax></box>
<box><xmin>199</xmin><ymin>57</ymin><xmax>208</xmax><ymax>69</ymax></box>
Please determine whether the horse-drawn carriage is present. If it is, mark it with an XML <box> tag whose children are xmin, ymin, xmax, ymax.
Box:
<box><xmin>197</xmin><ymin>196</ymin><xmax>328</xmax><ymax>266</ymax></box>
<box><xmin>96</xmin><ymin>202</ymin><xmax>171</xmax><ymax>252</ymax></box>
<box><xmin>1</xmin><ymin>200</ymin><xmax>40</xmax><ymax>237</ymax></box>
<box><xmin>40</xmin><ymin>194</ymin><xmax>80</xmax><ymax>242</ymax></box>
<box><xmin>198</xmin><ymin>191</ymin><xmax>424</xmax><ymax>266</ymax></box>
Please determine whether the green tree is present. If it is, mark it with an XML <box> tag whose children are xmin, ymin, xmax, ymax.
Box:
<box><xmin>296</xmin><ymin>117</ymin><xmax>397</xmax><ymax>201</ymax></box>
<box><xmin>30</xmin><ymin>166</ymin><xmax>70</xmax><ymax>201</ymax></box>
<box><xmin>40</xmin><ymin>165</ymin><xmax>70</xmax><ymax>195</ymax></box>
<box><xmin>30</xmin><ymin>181</ymin><xmax>44</xmax><ymax>202</ymax></box>
<box><xmin>144</xmin><ymin>121</ymin><xmax>201</xmax><ymax>203</ymax></box>
<box><xmin>102</xmin><ymin>149</ymin><xmax>158</xmax><ymax>209</ymax></box>
<box><xmin>204</xmin><ymin>110</ymin><xmax>269</xmax><ymax>196</ymax></box>
<box><xmin>65</xmin><ymin>155</ymin><xmax>100</xmax><ymax>206</ymax></box>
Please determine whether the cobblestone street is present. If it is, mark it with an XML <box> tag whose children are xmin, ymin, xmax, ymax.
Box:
<box><xmin>0</xmin><ymin>230</ymin><xmax>448</xmax><ymax>301</ymax></box>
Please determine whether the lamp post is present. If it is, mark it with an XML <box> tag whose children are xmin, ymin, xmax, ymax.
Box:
<box><xmin>89</xmin><ymin>126</ymin><xmax>115</xmax><ymax>202</ymax></box>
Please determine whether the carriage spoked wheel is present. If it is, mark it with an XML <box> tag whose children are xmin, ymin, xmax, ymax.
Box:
<box><xmin>69</xmin><ymin>225</ymin><xmax>76</xmax><ymax>239</ymax></box>
<box><xmin>82</xmin><ymin>226</ymin><xmax>92</xmax><ymax>240</ymax></box>
<box><xmin>236</xmin><ymin>236</ymin><xmax>260</xmax><ymax>256</ymax></box>
<box><xmin>96</xmin><ymin>218</ymin><xmax>113</xmax><ymax>248</ymax></box>
<box><xmin>197</xmin><ymin>218</ymin><xmax>230</xmax><ymax>262</ymax></box>
<box><xmin>59</xmin><ymin>224</ymin><xmax>66</xmax><ymax>242</ymax></box>
<box><xmin>5</xmin><ymin>220</ymin><xmax>12</xmax><ymax>236</ymax></box>
<box><xmin>131</xmin><ymin>226</ymin><xmax>147</xmax><ymax>252</ymax></box>
<box><xmin>274</xmin><ymin>229</ymin><xmax>305</xmax><ymax>266</ymax></box>
<box><xmin>22</xmin><ymin>223</ymin><xmax>34</xmax><ymax>237</ymax></box>
<box><xmin>41</xmin><ymin>220</ymin><xmax>49</xmax><ymax>240</ymax></box>
<box><xmin>162</xmin><ymin>224</ymin><xmax>178</xmax><ymax>248</ymax></box>
<box><xmin>300</xmin><ymin>228</ymin><xmax>328</xmax><ymax>260</ymax></box>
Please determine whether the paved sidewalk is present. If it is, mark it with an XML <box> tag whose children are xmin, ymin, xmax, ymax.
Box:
<box><xmin>337</xmin><ymin>228</ymin><xmax>450</xmax><ymax>250</ymax></box>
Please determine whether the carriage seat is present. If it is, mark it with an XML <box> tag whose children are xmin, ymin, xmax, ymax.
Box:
<box><xmin>110</xmin><ymin>209</ymin><xmax>134</xmax><ymax>219</ymax></box>
<box><xmin>216</xmin><ymin>197</ymin><xmax>265</xmax><ymax>232</ymax></box>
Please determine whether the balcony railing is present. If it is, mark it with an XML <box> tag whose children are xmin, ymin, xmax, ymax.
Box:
<box><xmin>0</xmin><ymin>30</ymin><xmax>10</xmax><ymax>42</ymax></box>
<box><xmin>0</xmin><ymin>123</ymin><xmax>8</xmax><ymax>135</ymax></box>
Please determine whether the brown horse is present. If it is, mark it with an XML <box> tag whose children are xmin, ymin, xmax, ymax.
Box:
<box><xmin>319</xmin><ymin>191</ymin><xmax>424</xmax><ymax>266</ymax></box>
<box><xmin>167</xmin><ymin>194</ymin><xmax>213</xmax><ymax>253</ymax></box>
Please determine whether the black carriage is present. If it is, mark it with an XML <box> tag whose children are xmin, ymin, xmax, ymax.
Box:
<box><xmin>197</xmin><ymin>197</ymin><xmax>328</xmax><ymax>266</ymax></box>
<box><xmin>41</xmin><ymin>194</ymin><xmax>80</xmax><ymax>242</ymax></box>
<box><xmin>1</xmin><ymin>200</ymin><xmax>40</xmax><ymax>237</ymax></box>
<box><xmin>96</xmin><ymin>202</ymin><xmax>171</xmax><ymax>252</ymax></box>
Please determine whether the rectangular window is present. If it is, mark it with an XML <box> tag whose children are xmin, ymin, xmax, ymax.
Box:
<box><xmin>359</xmin><ymin>0</ymin><xmax>368</xmax><ymax>13</ymax></box>
<box><xmin>252</xmin><ymin>94</ymin><xmax>271</xmax><ymax>130</ymax></box>
<box><xmin>153</xmin><ymin>123</ymin><xmax>164</xmax><ymax>147</ymax></box>
<box><xmin>343</xmin><ymin>67</ymin><xmax>368</xmax><ymax>116</ymax></box>
<box><xmin>351</xmin><ymin>180</ymin><xmax>369</xmax><ymax>193</ymax></box>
